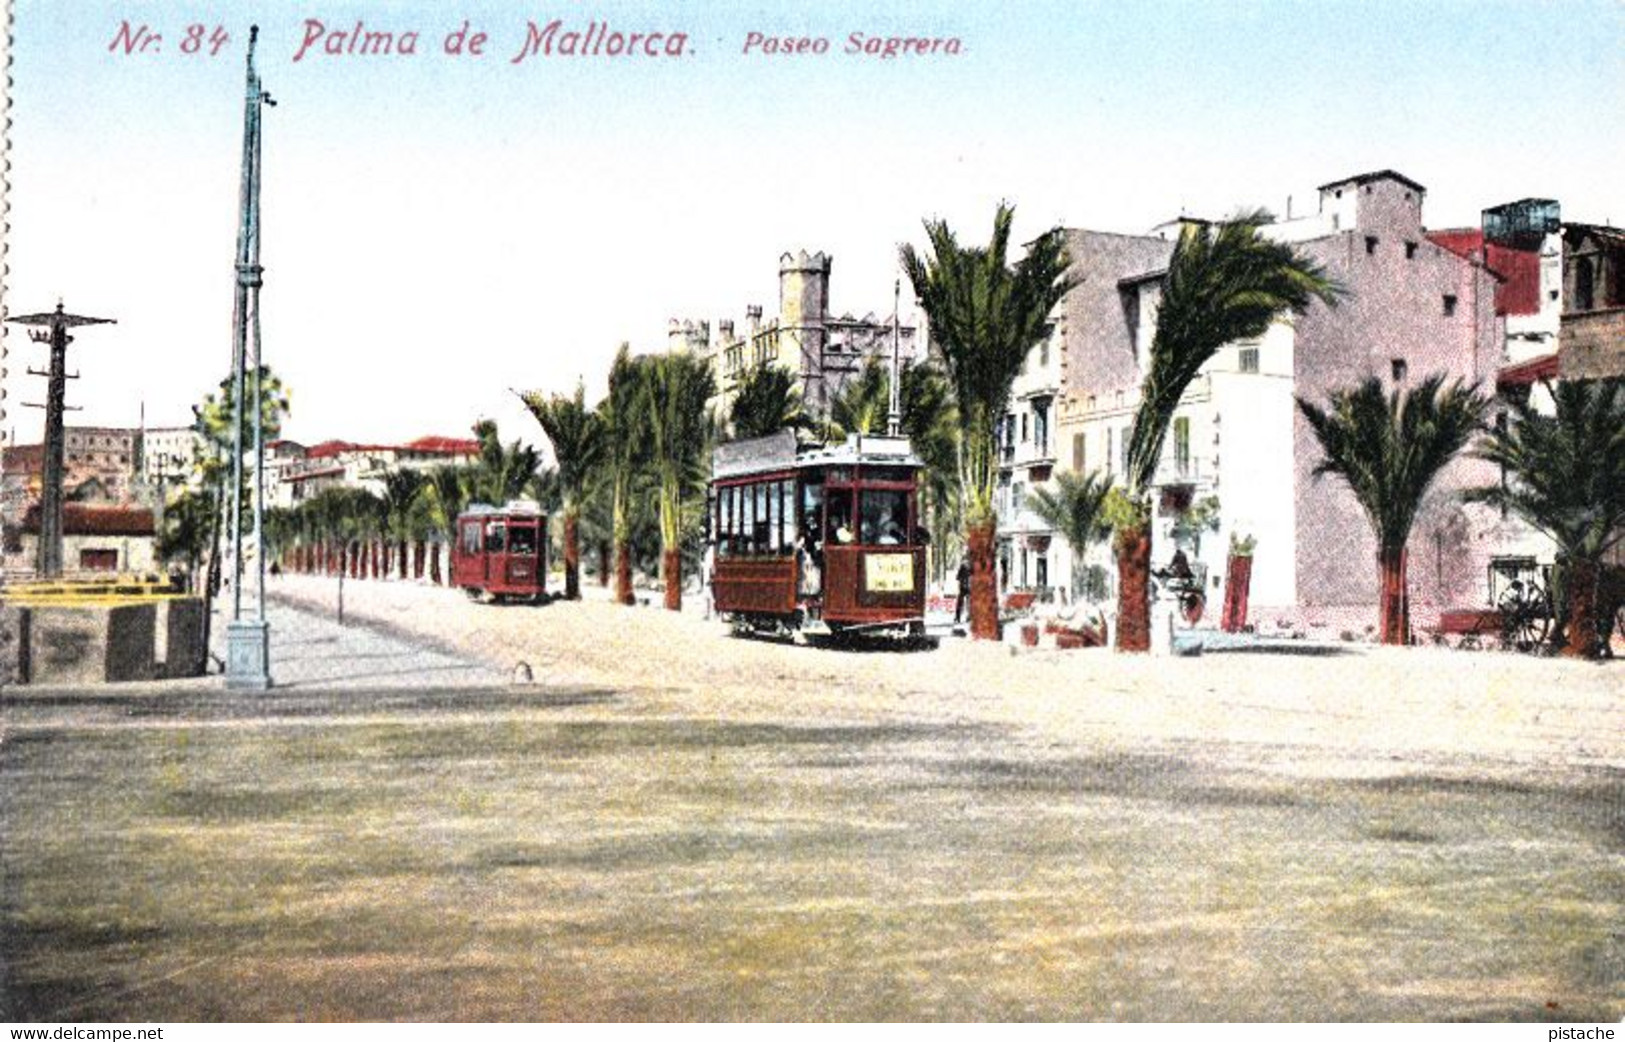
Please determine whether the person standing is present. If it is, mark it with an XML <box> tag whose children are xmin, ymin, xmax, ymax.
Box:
<box><xmin>954</xmin><ymin>558</ymin><xmax>971</xmax><ymax>624</ymax></box>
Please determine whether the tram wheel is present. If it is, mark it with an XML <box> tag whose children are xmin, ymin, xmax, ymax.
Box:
<box><xmin>464</xmin><ymin>587</ymin><xmax>485</xmax><ymax>603</ymax></box>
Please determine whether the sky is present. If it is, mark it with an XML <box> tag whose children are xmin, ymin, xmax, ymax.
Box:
<box><xmin>3</xmin><ymin>0</ymin><xmax>1621</xmax><ymax>453</ymax></box>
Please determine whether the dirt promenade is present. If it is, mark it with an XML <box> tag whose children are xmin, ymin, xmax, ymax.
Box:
<box><xmin>266</xmin><ymin>573</ymin><xmax>1623</xmax><ymax>782</ymax></box>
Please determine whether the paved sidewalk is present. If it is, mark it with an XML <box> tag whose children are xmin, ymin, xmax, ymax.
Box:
<box><xmin>207</xmin><ymin>595</ymin><xmax>507</xmax><ymax>691</ymax></box>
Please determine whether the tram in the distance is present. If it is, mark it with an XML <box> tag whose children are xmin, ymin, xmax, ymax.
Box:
<box><xmin>451</xmin><ymin>502</ymin><xmax>548</xmax><ymax>603</ymax></box>
<box><xmin>709</xmin><ymin>430</ymin><xmax>928</xmax><ymax>638</ymax></box>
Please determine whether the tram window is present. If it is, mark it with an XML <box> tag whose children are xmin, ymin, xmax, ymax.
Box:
<box><xmin>780</xmin><ymin>482</ymin><xmax>796</xmax><ymax>555</ymax></box>
<box><xmin>509</xmin><ymin>525</ymin><xmax>537</xmax><ymax>556</ymax></box>
<box><xmin>753</xmin><ymin>483</ymin><xmax>770</xmax><ymax>553</ymax></box>
<box><xmin>461</xmin><ymin>522</ymin><xmax>481</xmax><ymax>555</ymax></box>
<box><xmin>860</xmin><ymin>489</ymin><xmax>910</xmax><ymax>545</ymax></box>
<box><xmin>827</xmin><ymin>488</ymin><xmax>855</xmax><ymax>544</ymax></box>
<box><xmin>485</xmin><ymin>522</ymin><xmax>507</xmax><ymax>554</ymax></box>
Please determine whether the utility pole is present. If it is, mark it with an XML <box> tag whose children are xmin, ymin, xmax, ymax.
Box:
<box><xmin>7</xmin><ymin>302</ymin><xmax>114</xmax><ymax>577</ymax></box>
<box><xmin>886</xmin><ymin>279</ymin><xmax>902</xmax><ymax>438</ymax></box>
<box><xmin>224</xmin><ymin>25</ymin><xmax>275</xmax><ymax>691</ymax></box>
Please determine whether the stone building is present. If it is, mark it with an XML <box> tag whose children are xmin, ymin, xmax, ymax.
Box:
<box><xmin>275</xmin><ymin>435</ymin><xmax>479</xmax><ymax>506</ymax></box>
<box><xmin>1558</xmin><ymin>223</ymin><xmax>1625</xmax><ymax>380</ymax></box>
<box><xmin>672</xmin><ymin>250</ymin><xmax>922</xmax><ymax>420</ymax></box>
<box><xmin>9</xmin><ymin>503</ymin><xmax>157</xmax><ymax>573</ymax></box>
<box><xmin>1045</xmin><ymin>170</ymin><xmax>1508</xmax><ymax>629</ymax></box>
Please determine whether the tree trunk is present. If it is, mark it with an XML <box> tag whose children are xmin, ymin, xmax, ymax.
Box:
<box><xmin>615</xmin><ymin>538</ymin><xmax>634</xmax><ymax>605</ymax></box>
<box><xmin>663</xmin><ymin>546</ymin><xmax>682</xmax><ymax>612</ymax></box>
<box><xmin>563</xmin><ymin>513</ymin><xmax>581</xmax><ymax>600</ymax></box>
<box><xmin>1564</xmin><ymin>557</ymin><xmax>1599</xmax><ymax>658</ymax></box>
<box><xmin>414</xmin><ymin>541</ymin><xmax>425</xmax><ymax>580</ymax></box>
<box><xmin>1221</xmin><ymin>554</ymin><xmax>1253</xmax><ymax>633</ymax></box>
<box><xmin>967</xmin><ymin>521</ymin><xmax>999</xmax><ymax>641</ymax></box>
<box><xmin>599</xmin><ymin>542</ymin><xmax>611</xmax><ymax>587</ymax></box>
<box><xmin>1378</xmin><ymin>546</ymin><xmax>1409</xmax><ymax>646</ymax></box>
<box><xmin>1114</xmin><ymin>520</ymin><xmax>1152</xmax><ymax>652</ymax></box>
<box><xmin>429</xmin><ymin>541</ymin><xmax>443</xmax><ymax>585</ymax></box>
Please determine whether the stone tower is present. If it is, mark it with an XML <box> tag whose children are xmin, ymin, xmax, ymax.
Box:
<box><xmin>778</xmin><ymin>250</ymin><xmax>832</xmax><ymax>407</ymax></box>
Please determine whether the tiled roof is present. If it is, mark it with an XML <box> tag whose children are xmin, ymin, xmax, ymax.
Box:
<box><xmin>21</xmin><ymin>503</ymin><xmax>156</xmax><ymax>536</ymax></box>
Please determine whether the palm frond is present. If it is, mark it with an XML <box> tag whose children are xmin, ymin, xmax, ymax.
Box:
<box><xmin>1297</xmin><ymin>374</ymin><xmax>1486</xmax><ymax>552</ymax></box>
<box><xmin>1128</xmin><ymin>212</ymin><xmax>1340</xmax><ymax>494</ymax></box>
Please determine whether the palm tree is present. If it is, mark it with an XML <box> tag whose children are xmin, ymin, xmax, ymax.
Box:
<box><xmin>1029</xmin><ymin>470</ymin><xmax>1114</xmax><ymax>600</ymax></box>
<box><xmin>157</xmin><ymin>486</ymin><xmax>217</xmax><ymax>591</ymax></box>
<box><xmin>829</xmin><ymin>356</ymin><xmax>962</xmax><ymax>579</ymax></box>
<box><xmin>1298</xmin><ymin>375</ymin><xmax>1486</xmax><ymax>645</ymax></box>
<box><xmin>646</xmin><ymin>350</ymin><xmax>718</xmax><ymax>610</ymax></box>
<box><xmin>517</xmin><ymin>382</ymin><xmax>603</xmax><ymax>600</ymax></box>
<box><xmin>424</xmin><ymin>465</ymin><xmax>470</xmax><ymax>584</ymax></box>
<box><xmin>900</xmin><ymin>203</ymin><xmax>1074</xmax><ymax>639</ymax></box>
<box><xmin>1119</xmin><ymin>213</ymin><xmax>1338</xmax><ymax>651</ymax></box>
<box><xmin>1467</xmin><ymin>377</ymin><xmax>1625</xmax><ymax>657</ymax></box>
<box><xmin>466</xmin><ymin>419</ymin><xmax>540</xmax><ymax>507</ymax></box>
<box><xmin>379</xmin><ymin>469</ymin><xmax>425</xmax><ymax>580</ymax></box>
<box><xmin>728</xmin><ymin>362</ymin><xmax>813</xmax><ymax>441</ymax></box>
<box><xmin>600</xmin><ymin>345</ymin><xmax>648</xmax><ymax>605</ymax></box>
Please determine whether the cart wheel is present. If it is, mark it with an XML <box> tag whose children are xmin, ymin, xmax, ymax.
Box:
<box><xmin>1498</xmin><ymin>586</ymin><xmax>1549</xmax><ymax>652</ymax></box>
<box><xmin>1181</xmin><ymin>590</ymin><xmax>1206</xmax><ymax>625</ymax></box>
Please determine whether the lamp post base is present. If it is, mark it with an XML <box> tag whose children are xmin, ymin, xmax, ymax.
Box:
<box><xmin>225</xmin><ymin>619</ymin><xmax>272</xmax><ymax>691</ymax></box>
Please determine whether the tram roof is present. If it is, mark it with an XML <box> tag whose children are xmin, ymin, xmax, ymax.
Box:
<box><xmin>712</xmin><ymin>430</ymin><xmax>922</xmax><ymax>481</ymax></box>
<box><xmin>458</xmin><ymin>500</ymin><xmax>545</xmax><ymax>519</ymax></box>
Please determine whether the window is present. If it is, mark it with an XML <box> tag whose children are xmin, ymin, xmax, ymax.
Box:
<box><xmin>1036</xmin><ymin>554</ymin><xmax>1048</xmax><ymax>589</ymax></box>
<box><xmin>1039</xmin><ymin>338</ymin><xmax>1049</xmax><ymax>368</ymax></box>
<box><xmin>485</xmin><ymin>522</ymin><xmax>507</xmax><ymax>554</ymax></box>
<box><xmin>859</xmin><ymin>488</ymin><xmax>909</xmax><ymax>545</ymax></box>
<box><xmin>1575</xmin><ymin>258</ymin><xmax>1595</xmax><ymax>311</ymax></box>
<box><xmin>1405</xmin><ymin>241</ymin><xmax>1418</xmax><ymax>259</ymax></box>
<box><xmin>1391</xmin><ymin>359</ymin><xmax>1408</xmax><ymax>383</ymax></box>
<box><xmin>1365</xmin><ymin>236</ymin><xmax>1378</xmax><ymax>255</ymax></box>
<box><xmin>1173</xmin><ymin>417</ymin><xmax>1191</xmax><ymax>475</ymax></box>
<box><xmin>461</xmin><ymin>522</ymin><xmax>482</xmax><ymax>555</ymax></box>
<box><xmin>826</xmin><ymin>488</ymin><xmax>855</xmax><ymax>545</ymax></box>
<box><xmin>1105</xmin><ymin>428</ymin><xmax>1114</xmax><ymax>476</ymax></box>
<box><xmin>1239</xmin><ymin>347</ymin><xmax>1260</xmax><ymax>374</ymax></box>
<box><xmin>1033</xmin><ymin>400</ymin><xmax>1050</xmax><ymax>455</ymax></box>
<box><xmin>1020</xmin><ymin>413</ymin><xmax>1029</xmax><ymax>443</ymax></box>
<box><xmin>1443</xmin><ymin>294</ymin><xmax>1458</xmax><ymax>317</ymax></box>
<box><xmin>1072</xmin><ymin>432</ymin><xmax>1086</xmax><ymax>471</ymax></box>
<box><xmin>509</xmin><ymin>525</ymin><xmax>538</xmax><ymax>556</ymax></box>
<box><xmin>1119</xmin><ymin>427</ymin><xmax>1131</xmax><ymax>476</ymax></box>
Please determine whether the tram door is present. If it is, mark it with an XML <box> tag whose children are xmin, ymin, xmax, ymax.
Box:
<box><xmin>799</xmin><ymin>479</ymin><xmax>824</xmax><ymax>596</ymax></box>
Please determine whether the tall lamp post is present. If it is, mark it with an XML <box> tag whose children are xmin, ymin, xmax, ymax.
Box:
<box><xmin>224</xmin><ymin>25</ymin><xmax>275</xmax><ymax>691</ymax></box>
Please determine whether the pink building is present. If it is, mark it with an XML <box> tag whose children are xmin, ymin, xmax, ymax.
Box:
<box><xmin>1054</xmin><ymin>171</ymin><xmax>1508</xmax><ymax>630</ymax></box>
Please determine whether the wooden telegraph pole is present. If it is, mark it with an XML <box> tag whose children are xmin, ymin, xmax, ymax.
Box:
<box><xmin>7</xmin><ymin>303</ymin><xmax>115</xmax><ymax>577</ymax></box>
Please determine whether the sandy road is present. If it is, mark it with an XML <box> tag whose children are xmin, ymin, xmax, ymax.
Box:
<box><xmin>266</xmin><ymin>572</ymin><xmax>1623</xmax><ymax>782</ymax></box>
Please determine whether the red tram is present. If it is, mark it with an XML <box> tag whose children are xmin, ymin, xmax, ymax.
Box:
<box><xmin>451</xmin><ymin>503</ymin><xmax>548</xmax><ymax>603</ymax></box>
<box><xmin>709</xmin><ymin>430</ymin><xmax>927</xmax><ymax>637</ymax></box>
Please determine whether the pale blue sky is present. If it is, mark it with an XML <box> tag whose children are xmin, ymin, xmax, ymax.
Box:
<box><xmin>5</xmin><ymin>0</ymin><xmax>1621</xmax><ymax>447</ymax></box>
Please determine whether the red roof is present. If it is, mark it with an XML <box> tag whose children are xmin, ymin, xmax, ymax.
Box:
<box><xmin>1426</xmin><ymin>229</ymin><xmax>1541</xmax><ymax>317</ymax></box>
<box><xmin>21</xmin><ymin>503</ymin><xmax>155</xmax><ymax>537</ymax></box>
<box><xmin>301</xmin><ymin>436</ymin><xmax>474</xmax><ymax>459</ymax></box>
<box><xmin>1497</xmin><ymin>352</ymin><xmax>1560</xmax><ymax>389</ymax></box>
<box><xmin>402</xmin><ymin>435</ymin><xmax>479</xmax><ymax>455</ymax></box>
<box><xmin>3</xmin><ymin>444</ymin><xmax>45</xmax><ymax>475</ymax></box>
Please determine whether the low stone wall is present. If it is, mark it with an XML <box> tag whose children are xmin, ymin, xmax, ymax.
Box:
<box><xmin>0</xmin><ymin>597</ymin><xmax>207</xmax><ymax>685</ymax></box>
<box><xmin>163</xmin><ymin>599</ymin><xmax>208</xmax><ymax>678</ymax></box>
<box><xmin>0</xmin><ymin>604</ymin><xmax>32</xmax><ymax>687</ymax></box>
